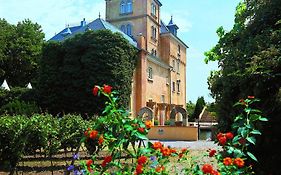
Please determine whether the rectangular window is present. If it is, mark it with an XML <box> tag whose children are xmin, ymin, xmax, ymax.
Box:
<box><xmin>151</xmin><ymin>26</ymin><xmax>157</xmax><ymax>40</ymax></box>
<box><xmin>172</xmin><ymin>81</ymin><xmax>175</xmax><ymax>92</ymax></box>
<box><xmin>177</xmin><ymin>60</ymin><xmax>180</xmax><ymax>73</ymax></box>
<box><xmin>177</xmin><ymin>80</ymin><xmax>181</xmax><ymax>92</ymax></box>
<box><xmin>151</xmin><ymin>3</ymin><xmax>156</xmax><ymax>16</ymax></box>
<box><xmin>148</xmin><ymin>67</ymin><xmax>153</xmax><ymax>79</ymax></box>
<box><xmin>172</xmin><ymin>60</ymin><xmax>175</xmax><ymax>71</ymax></box>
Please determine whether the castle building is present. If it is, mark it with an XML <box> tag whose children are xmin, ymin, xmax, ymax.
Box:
<box><xmin>50</xmin><ymin>0</ymin><xmax>188</xmax><ymax>123</ymax></box>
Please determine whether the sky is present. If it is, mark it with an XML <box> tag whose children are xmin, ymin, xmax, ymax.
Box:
<box><xmin>0</xmin><ymin>0</ymin><xmax>240</xmax><ymax>103</ymax></box>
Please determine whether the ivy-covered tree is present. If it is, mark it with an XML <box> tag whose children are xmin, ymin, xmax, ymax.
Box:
<box><xmin>0</xmin><ymin>19</ymin><xmax>44</xmax><ymax>87</ymax></box>
<box><xmin>38</xmin><ymin>30</ymin><xmax>137</xmax><ymax>116</ymax></box>
<box><xmin>205</xmin><ymin>0</ymin><xmax>281</xmax><ymax>174</ymax></box>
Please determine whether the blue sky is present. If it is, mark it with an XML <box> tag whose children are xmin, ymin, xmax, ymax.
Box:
<box><xmin>0</xmin><ymin>0</ymin><xmax>240</xmax><ymax>103</ymax></box>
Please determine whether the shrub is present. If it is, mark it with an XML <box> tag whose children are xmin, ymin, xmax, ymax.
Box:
<box><xmin>0</xmin><ymin>115</ymin><xmax>29</xmax><ymax>172</ymax></box>
<box><xmin>58</xmin><ymin>114</ymin><xmax>88</xmax><ymax>151</ymax></box>
<box><xmin>0</xmin><ymin>100</ymin><xmax>39</xmax><ymax>116</ymax></box>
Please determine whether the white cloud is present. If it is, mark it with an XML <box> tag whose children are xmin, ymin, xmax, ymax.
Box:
<box><xmin>0</xmin><ymin>0</ymin><xmax>105</xmax><ymax>40</ymax></box>
<box><xmin>161</xmin><ymin>10</ymin><xmax>192</xmax><ymax>33</ymax></box>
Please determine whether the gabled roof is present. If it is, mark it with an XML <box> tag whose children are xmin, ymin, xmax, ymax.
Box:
<box><xmin>49</xmin><ymin>18</ymin><xmax>137</xmax><ymax>47</ymax></box>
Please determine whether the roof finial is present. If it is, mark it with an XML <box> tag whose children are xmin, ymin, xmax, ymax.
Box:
<box><xmin>168</xmin><ymin>15</ymin><xmax>174</xmax><ymax>25</ymax></box>
<box><xmin>99</xmin><ymin>12</ymin><xmax>101</xmax><ymax>18</ymax></box>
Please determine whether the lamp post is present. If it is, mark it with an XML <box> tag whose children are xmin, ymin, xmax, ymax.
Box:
<box><xmin>197</xmin><ymin>118</ymin><xmax>200</xmax><ymax>140</ymax></box>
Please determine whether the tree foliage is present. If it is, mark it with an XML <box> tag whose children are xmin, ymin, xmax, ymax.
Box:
<box><xmin>205</xmin><ymin>0</ymin><xmax>281</xmax><ymax>173</ymax></box>
<box><xmin>0</xmin><ymin>18</ymin><xmax>45</xmax><ymax>87</ymax></box>
<box><xmin>190</xmin><ymin>96</ymin><xmax>206</xmax><ymax>121</ymax></box>
<box><xmin>38</xmin><ymin>30</ymin><xmax>137</xmax><ymax>115</ymax></box>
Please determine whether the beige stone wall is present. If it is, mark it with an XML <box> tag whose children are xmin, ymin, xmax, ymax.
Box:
<box><xmin>147</xmin><ymin>126</ymin><xmax>198</xmax><ymax>141</ymax></box>
<box><xmin>146</xmin><ymin>60</ymin><xmax>169</xmax><ymax>103</ymax></box>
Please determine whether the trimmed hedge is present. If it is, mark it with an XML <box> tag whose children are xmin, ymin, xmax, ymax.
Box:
<box><xmin>0</xmin><ymin>114</ymin><xmax>90</xmax><ymax>171</ymax></box>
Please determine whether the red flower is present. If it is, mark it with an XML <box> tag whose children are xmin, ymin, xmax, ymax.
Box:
<box><xmin>137</xmin><ymin>156</ymin><xmax>147</xmax><ymax>165</ymax></box>
<box><xmin>86</xmin><ymin>159</ymin><xmax>93</xmax><ymax>166</ymax></box>
<box><xmin>137</xmin><ymin>127</ymin><xmax>145</xmax><ymax>133</ymax></box>
<box><xmin>225</xmin><ymin>132</ymin><xmax>234</xmax><ymax>140</ymax></box>
<box><xmin>179</xmin><ymin>153</ymin><xmax>183</xmax><ymax>158</ymax></box>
<box><xmin>156</xmin><ymin>165</ymin><xmax>165</xmax><ymax>172</ymax></box>
<box><xmin>89</xmin><ymin>130</ymin><xmax>98</xmax><ymax>140</ymax></box>
<box><xmin>161</xmin><ymin>147</ymin><xmax>171</xmax><ymax>156</ymax></box>
<box><xmin>218</xmin><ymin>136</ymin><xmax>227</xmax><ymax>145</ymax></box>
<box><xmin>181</xmin><ymin>148</ymin><xmax>188</xmax><ymax>153</ymax></box>
<box><xmin>145</xmin><ymin>120</ymin><xmax>152</xmax><ymax>129</ymax></box>
<box><xmin>136</xmin><ymin>164</ymin><xmax>143</xmax><ymax>175</ymax></box>
<box><xmin>234</xmin><ymin>158</ymin><xmax>245</xmax><ymax>168</ymax></box>
<box><xmin>248</xmin><ymin>96</ymin><xmax>255</xmax><ymax>99</ymax></box>
<box><xmin>152</xmin><ymin>141</ymin><xmax>163</xmax><ymax>150</ymax></box>
<box><xmin>103</xmin><ymin>84</ymin><xmax>112</xmax><ymax>94</ymax></box>
<box><xmin>211</xmin><ymin>170</ymin><xmax>220</xmax><ymax>175</ymax></box>
<box><xmin>98</xmin><ymin>135</ymin><xmax>104</xmax><ymax>145</ymax></box>
<box><xmin>223</xmin><ymin>157</ymin><xmax>233</xmax><ymax>166</ymax></box>
<box><xmin>101</xmin><ymin>156</ymin><xmax>112</xmax><ymax>167</ymax></box>
<box><xmin>92</xmin><ymin>86</ymin><xmax>99</xmax><ymax>96</ymax></box>
<box><xmin>209</xmin><ymin>149</ymin><xmax>216</xmax><ymax>157</ymax></box>
<box><xmin>202</xmin><ymin>164</ymin><xmax>213</xmax><ymax>174</ymax></box>
<box><xmin>84</xmin><ymin>128</ymin><xmax>90</xmax><ymax>137</ymax></box>
<box><xmin>216</xmin><ymin>132</ymin><xmax>224</xmax><ymax>140</ymax></box>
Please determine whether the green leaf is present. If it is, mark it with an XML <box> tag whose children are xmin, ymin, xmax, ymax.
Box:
<box><xmin>249</xmin><ymin>114</ymin><xmax>261</xmax><ymax>121</ymax></box>
<box><xmin>251</xmin><ymin>130</ymin><xmax>261</xmax><ymax>135</ymax></box>
<box><xmin>259</xmin><ymin>117</ymin><xmax>268</xmax><ymax>121</ymax></box>
<box><xmin>247</xmin><ymin>151</ymin><xmax>258</xmax><ymax>162</ymax></box>
<box><xmin>246</xmin><ymin>136</ymin><xmax>256</xmax><ymax>145</ymax></box>
<box><xmin>234</xmin><ymin>149</ymin><xmax>244</xmax><ymax>157</ymax></box>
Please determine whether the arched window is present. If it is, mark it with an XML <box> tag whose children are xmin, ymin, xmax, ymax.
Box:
<box><xmin>127</xmin><ymin>0</ymin><xmax>133</xmax><ymax>13</ymax></box>
<box><xmin>126</xmin><ymin>24</ymin><xmax>132</xmax><ymax>36</ymax></box>
<box><xmin>121</xmin><ymin>25</ymin><xmax>126</xmax><ymax>33</ymax></box>
<box><xmin>120</xmin><ymin>1</ymin><xmax>126</xmax><ymax>14</ymax></box>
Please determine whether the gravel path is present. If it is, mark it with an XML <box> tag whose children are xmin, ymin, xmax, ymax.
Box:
<box><xmin>148</xmin><ymin>140</ymin><xmax>219</xmax><ymax>150</ymax></box>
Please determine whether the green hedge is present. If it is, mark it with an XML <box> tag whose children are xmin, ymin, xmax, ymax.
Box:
<box><xmin>0</xmin><ymin>114</ymin><xmax>90</xmax><ymax>171</ymax></box>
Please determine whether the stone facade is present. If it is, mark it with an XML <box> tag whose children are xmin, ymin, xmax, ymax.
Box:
<box><xmin>105</xmin><ymin>0</ymin><xmax>188</xmax><ymax>122</ymax></box>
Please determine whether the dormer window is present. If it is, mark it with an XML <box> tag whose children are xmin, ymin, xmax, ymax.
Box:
<box><xmin>126</xmin><ymin>24</ymin><xmax>132</xmax><ymax>36</ymax></box>
<box><xmin>121</xmin><ymin>24</ymin><xmax>133</xmax><ymax>36</ymax></box>
<box><xmin>121</xmin><ymin>25</ymin><xmax>126</xmax><ymax>33</ymax></box>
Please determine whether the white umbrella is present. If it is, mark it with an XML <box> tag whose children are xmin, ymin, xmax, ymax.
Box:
<box><xmin>0</xmin><ymin>79</ymin><xmax>10</xmax><ymax>91</ymax></box>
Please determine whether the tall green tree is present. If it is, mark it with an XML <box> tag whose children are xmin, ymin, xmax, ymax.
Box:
<box><xmin>205</xmin><ymin>0</ymin><xmax>281</xmax><ymax>174</ymax></box>
<box><xmin>0</xmin><ymin>19</ymin><xmax>44</xmax><ymax>87</ymax></box>
<box><xmin>38</xmin><ymin>30</ymin><xmax>137</xmax><ymax>116</ymax></box>
<box><xmin>190</xmin><ymin>96</ymin><xmax>206</xmax><ymax>121</ymax></box>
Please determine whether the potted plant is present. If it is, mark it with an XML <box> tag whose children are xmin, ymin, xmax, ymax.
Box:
<box><xmin>154</xmin><ymin>120</ymin><xmax>159</xmax><ymax>126</ymax></box>
<box><xmin>164</xmin><ymin>120</ymin><xmax>171</xmax><ymax>126</ymax></box>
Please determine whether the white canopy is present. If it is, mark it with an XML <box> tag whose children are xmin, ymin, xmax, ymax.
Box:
<box><xmin>0</xmin><ymin>79</ymin><xmax>10</xmax><ymax>91</ymax></box>
<box><xmin>27</xmin><ymin>82</ymin><xmax>32</xmax><ymax>89</ymax></box>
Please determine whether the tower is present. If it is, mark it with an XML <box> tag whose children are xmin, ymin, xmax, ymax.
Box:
<box><xmin>105</xmin><ymin>0</ymin><xmax>162</xmax><ymax>56</ymax></box>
